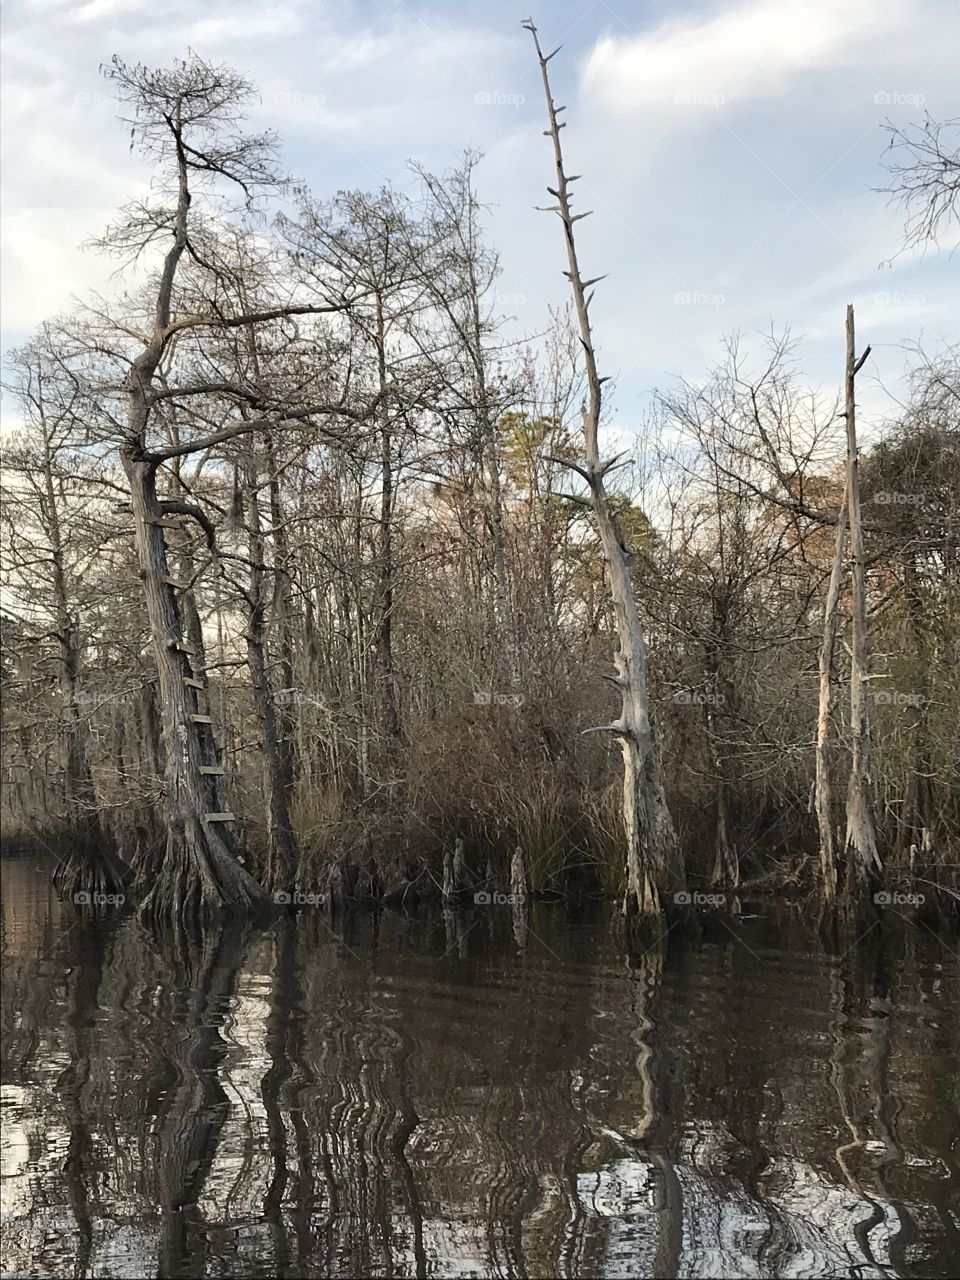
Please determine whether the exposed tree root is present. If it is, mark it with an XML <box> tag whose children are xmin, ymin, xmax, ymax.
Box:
<box><xmin>54</xmin><ymin>828</ymin><xmax>131</xmax><ymax>906</ymax></box>
<box><xmin>138</xmin><ymin>817</ymin><xmax>272</xmax><ymax>927</ymax></box>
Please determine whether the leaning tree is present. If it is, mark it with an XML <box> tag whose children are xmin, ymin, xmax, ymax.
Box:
<box><xmin>96</xmin><ymin>54</ymin><xmax>367</xmax><ymax>924</ymax></box>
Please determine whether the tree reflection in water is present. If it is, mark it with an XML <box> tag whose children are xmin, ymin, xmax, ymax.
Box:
<box><xmin>1</xmin><ymin>858</ymin><xmax>958</xmax><ymax>1278</ymax></box>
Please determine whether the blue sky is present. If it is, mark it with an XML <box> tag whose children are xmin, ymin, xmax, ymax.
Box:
<box><xmin>2</xmin><ymin>0</ymin><xmax>957</xmax><ymax>433</ymax></box>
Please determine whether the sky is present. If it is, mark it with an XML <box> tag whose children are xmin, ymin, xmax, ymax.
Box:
<box><xmin>1</xmin><ymin>0</ymin><xmax>958</xmax><ymax>435</ymax></box>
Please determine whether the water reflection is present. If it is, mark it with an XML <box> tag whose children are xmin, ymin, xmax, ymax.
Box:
<box><xmin>1</xmin><ymin>852</ymin><xmax>958</xmax><ymax>1278</ymax></box>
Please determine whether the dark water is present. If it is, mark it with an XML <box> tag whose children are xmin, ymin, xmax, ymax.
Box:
<box><xmin>1</xmin><ymin>852</ymin><xmax>958</xmax><ymax>1279</ymax></box>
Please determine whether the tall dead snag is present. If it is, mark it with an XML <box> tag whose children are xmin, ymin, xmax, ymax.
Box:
<box><xmin>524</xmin><ymin>21</ymin><xmax>685</xmax><ymax>917</ymax></box>
<box><xmin>842</xmin><ymin>305</ymin><xmax>882</xmax><ymax>894</ymax></box>
<box><xmin>815</xmin><ymin>484</ymin><xmax>848</xmax><ymax>902</ymax></box>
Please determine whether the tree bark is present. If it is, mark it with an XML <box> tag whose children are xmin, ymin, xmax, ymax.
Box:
<box><xmin>842</xmin><ymin>305</ymin><xmax>882</xmax><ymax>893</ymax></box>
<box><xmin>816</xmin><ymin>486</ymin><xmax>848</xmax><ymax>902</ymax></box>
<box><xmin>243</xmin><ymin>472</ymin><xmax>299</xmax><ymax>898</ymax></box>
<box><xmin>374</xmin><ymin>296</ymin><xmax>402</xmax><ymax>740</ymax></box>
<box><xmin>123</xmin><ymin>453</ymin><xmax>268</xmax><ymax>923</ymax></box>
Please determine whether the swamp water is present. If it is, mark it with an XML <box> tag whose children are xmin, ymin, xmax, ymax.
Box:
<box><xmin>1</xmin><ymin>850</ymin><xmax>958</xmax><ymax>1278</ymax></box>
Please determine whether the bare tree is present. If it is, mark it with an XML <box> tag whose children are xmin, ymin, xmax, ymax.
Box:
<box><xmin>815</xmin><ymin>486</ymin><xmax>847</xmax><ymax>902</ymax></box>
<box><xmin>879</xmin><ymin>114</ymin><xmax>960</xmax><ymax>255</ymax></box>
<box><xmin>841</xmin><ymin>306</ymin><xmax>882</xmax><ymax>895</ymax></box>
<box><xmin>100</xmin><ymin>54</ymin><xmax>358</xmax><ymax>923</ymax></box>
<box><xmin>524</xmin><ymin>21</ymin><xmax>686</xmax><ymax>918</ymax></box>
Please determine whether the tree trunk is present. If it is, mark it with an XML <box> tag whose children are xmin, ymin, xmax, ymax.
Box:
<box><xmin>244</xmin><ymin>473</ymin><xmax>299</xmax><ymax>899</ymax></box>
<box><xmin>42</xmin><ymin>429</ymin><xmax>128</xmax><ymax>899</ymax></box>
<box><xmin>902</xmin><ymin>553</ymin><xmax>935</xmax><ymax>861</ymax></box>
<box><xmin>264</xmin><ymin>436</ymin><xmax>299</xmax><ymax>792</ymax></box>
<box><xmin>526</xmin><ymin>21</ymin><xmax>686</xmax><ymax>918</ymax></box>
<box><xmin>374</xmin><ymin>297</ymin><xmax>403</xmax><ymax>741</ymax></box>
<box><xmin>841</xmin><ymin>305</ymin><xmax>882</xmax><ymax>894</ymax></box>
<box><xmin>122</xmin><ymin>450</ymin><xmax>268</xmax><ymax>924</ymax></box>
<box><xmin>117</xmin><ymin>107</ymin><xmax>268</xmax><ymax>924</ymax></box>
<box><xmin>705</xmin><ymin>602</ymin><xmax>739</xmax><ymax>889</ymax></box>
<box><xmin>482</xmin><ymin>420</ymin><xmax>518</xmax><ymax>686</ymax></box>
<box><xmin>816</xmin><ymin>487</ymin><xmax>848</xmax><ymax>902</ymax></box>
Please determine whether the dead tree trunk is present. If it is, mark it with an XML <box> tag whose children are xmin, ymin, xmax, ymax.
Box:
<box><xmin>816</xmin><ymin>485</ymin><xmax>848</xmax><ymax>902</ymax></box>
<box><xmin>841</xmin><ymin>305</ymin><xmax>882</xmax><ymax>895</ymax></box>
<box><xmin>525</xmin><ymin>20</ymin><xmax>686</xmax><ymax>918</ymax></box>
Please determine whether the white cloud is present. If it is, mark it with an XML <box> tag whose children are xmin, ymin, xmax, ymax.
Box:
<box><xmin>0</xmin><ymin>209</ymin><xmax>122</xmax><ymax>342</ymax></box>
<box><xmin>0</xmin><ymin>0</ymin><xmax>956</xmax><ymax>422</ymax></box>
<box><xmin>583</xmin><ymin>0</ymin><xmax>905</xmax><ymax>109</ymax></box>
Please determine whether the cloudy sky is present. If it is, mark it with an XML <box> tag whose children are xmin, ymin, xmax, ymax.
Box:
<box><xmin>2</xmin><ymin>0</ymin><xmax>957</xmax><ymax>429</ymax></box>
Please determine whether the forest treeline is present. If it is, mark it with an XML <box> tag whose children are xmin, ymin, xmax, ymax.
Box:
<box><xmin>1</xmin><ymin>50</ymin><xmax>957</xmax><ymax>924</ymax></box>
